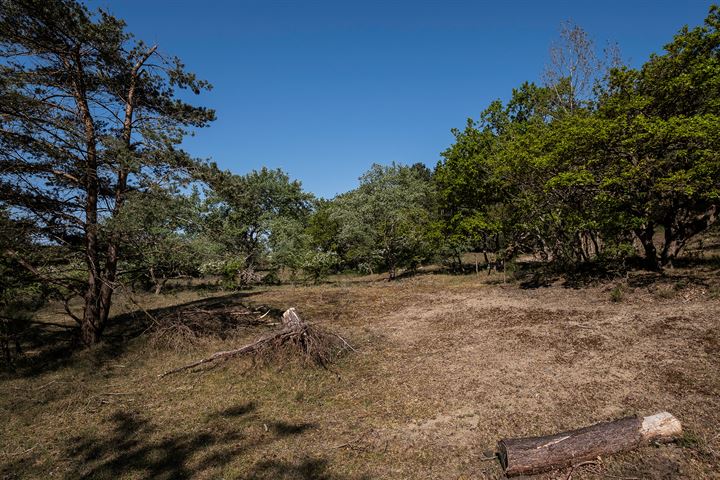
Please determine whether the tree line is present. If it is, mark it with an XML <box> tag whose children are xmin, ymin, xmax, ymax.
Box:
<box><xmin>1</xmin><ymin>0</ymin><xmax>718</xmax><ymax>350</ymax></box>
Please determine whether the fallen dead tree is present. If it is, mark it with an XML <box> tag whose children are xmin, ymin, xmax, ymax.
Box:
<box><xmin>159</xmin><ymin>308</ymin><xmax>352</xmax><ymax>378</ymax></box>
<box><xmin>498</xmin><ymin>411</ymin><xmax>682</xmax><ymax>476</ymax></box>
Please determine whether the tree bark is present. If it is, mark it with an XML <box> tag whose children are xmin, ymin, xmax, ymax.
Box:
<box><xmin>659</xmin><ymin>205</ymin><xmax>718</xmax><ymax>267</ymax></box>
<box><xmin>498</xmin><ymin>412</ymin><xmax>682</xmax><ymax>477</ymax></box>
<box><xmin>71</xmin><ymin>48</ymin><xmax>102</xmax><ymax>346</ymax></box>
<box><xmin>635</xmin><ymin>223</ymin><xmax>660</xmax><ymax>270</ymax></box>
<box><xmin>98</xmin><ymin>45</ymin><xmax>158</xmax><ymax>330</ymax></box>
<box><xmin>154</xmin><ymin>277</ymin><xmax>168</xmax><ymax>295</ymax></box>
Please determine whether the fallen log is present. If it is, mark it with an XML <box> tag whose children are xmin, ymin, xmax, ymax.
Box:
<box><xmin>498</xmin><ymin>412</ymin><xmax>682</xmax><ymax>477</ymax></box>
<box><xmin>159</xmin><ymin>308</ymin><xmax>351</xmax><ymax>378</ymax></box>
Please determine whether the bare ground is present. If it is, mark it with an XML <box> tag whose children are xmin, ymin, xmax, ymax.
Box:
<box><xmin>2</xmin><ymin>268</ymin><xmax>720</xmax><ymax>479</ymax></box>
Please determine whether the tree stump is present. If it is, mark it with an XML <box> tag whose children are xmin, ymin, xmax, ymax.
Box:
<box><xmin>498</xmin><ymin>412</ymin><xmax>682</xmax><ymax>476</ymax></box>
<box><xmin>282</xmin><ymin>307</ymin><xmax>304</xmax><ymax>328</ymax></box>
<box><xmin>160</xmin><ymin>307</ymin><xmax>351</xmax><ymax>377</ymax></box>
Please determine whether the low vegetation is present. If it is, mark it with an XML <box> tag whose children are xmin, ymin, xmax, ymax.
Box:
<box><xmin>2</xmin><ymin>257</ymin><xmax>720</xmax><ymax>478</ymax></box>
<box><xmin>1</xmin><ymin>1</ymin><xmax>719</xmax><ymax>478</ymax></box>
<box><xmin>2</xmin><ymin>2</ymin><xmax>719</xmax><ymax>350</ymax></box>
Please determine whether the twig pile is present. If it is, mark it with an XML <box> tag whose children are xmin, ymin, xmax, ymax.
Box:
<box><xmin>147</xmin><ymin>302</ymin><xmax>273</xmax><ymax>350</ymax></box>
<box><xmin>159</xmin><ymin>308</ymin><xmax>352</xmax><ymax>377</ymax></box>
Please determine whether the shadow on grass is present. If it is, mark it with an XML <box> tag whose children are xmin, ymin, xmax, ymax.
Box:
<box><xmin>41</xmin><ymin>405</ymin><xmax>337</xmax><ymax>480</ymax></box>
<box><xmin>240</xmin><ymin>458</ymin><xmax>335</xmax><ymax>480</ymax></box>
<box><xmin>270</xmin><ymin>421</ymin><xmax>315</xmax><ymax>436</ymax></box>
<box><xmin>212</xmin><ymin>401</ymin><xmax>257</xmax><ymax>418</ymax></box>
<box><xmin>3</xmin><ymin>290</ymin><xmax>274</xmax><ymax>378</ymax></box>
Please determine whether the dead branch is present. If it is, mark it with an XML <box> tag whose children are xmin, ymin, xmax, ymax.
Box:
<box><xmin>332</xmin><ymin>333</ymin><xmax>357</xmax><ymax>352</ymax></box>
<box><xmin>159</xmin><ymin>308</ymin><xmax>352</xmax><ymax>378</ymax></box>
<box><xmin>145</xmin><ymin>301</ymin><xmax>276</xmax><ymax>349</ymax></box>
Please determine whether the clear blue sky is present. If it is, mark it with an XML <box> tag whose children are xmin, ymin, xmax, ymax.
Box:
<box><xmin>87</xmin><ymin>0</ymin><xmax>712</xmax><ymax>199</ymax></box>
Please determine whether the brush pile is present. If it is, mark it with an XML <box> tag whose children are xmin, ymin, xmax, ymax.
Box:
<box><xmin>147</xmin><ymin>301</ymin><xmax>275</xmax><ymax>350</ymax></box>
<box><xmin>159</xmin><ymin>308</ymin><xmax>353</xmax><ymax>377</ymax></box>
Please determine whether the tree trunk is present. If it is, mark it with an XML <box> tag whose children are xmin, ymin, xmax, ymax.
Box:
<box><xmin>576</xmin><ymin>231</ymin><xmax>588</xmax><ymax>263</ymax></box>
<box><xmin>589</xmin><ymin>231</ymin><xmax>601</xmax><ymax>258</ymax></box>
<box><xmin>498</xmin><ymin>412</ymin><xmax>682</xmax><ymax>477</ymax></box>
<box><xmin>81</xmin><ymin>288</ymin><xmax>101</xmax><ymax>346</ymax></box>
<box><xmin>98</xmin><ymin>46</ymin><xmax>158</xmax><ymax>331</ymax></box>
<box><xmin>98</xmin><ymin>241</ymin><xmax>119</xmax><ymax>326</ymax></box>
<box><xmin>634</xmin><ymin>223</ymin><xmax>659</xmax><ymax>270</ymax></box>
<box><xmin>154</xmin><ymin>277</ymin><xmax>168</xmax><ymax>295</ymax></box>
<box><xmin>73</xmin><ymin>47</ymin><xmax>103</xmax><ymax>346</ymax></box>
<box><xmin>659</xmin><ymin>205</ymin><xmax>718</xmax><ymax>267</ymax></box>
<box><xmin>660</xmin><ymin>224</ymin><xmax>675</xmax><ymax>268</ymax></box>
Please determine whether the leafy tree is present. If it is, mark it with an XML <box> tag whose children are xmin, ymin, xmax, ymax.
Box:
<box><xmin>595</xmin><ymin>6</ymin><xmax>720</xmax><ymax>268</ymax></box>
<box><xmin>437</xmin><ymin>7</ymin><xmax>720</xmax><ymax>271</ymax></box>
<box><xmin>299</xmin><ymin>250</ymin><xmax>339</xmax><ymax>283</ymax></box>
<box><xmin>306</xmin><ymin>198</ymin><xmax>342</xmax><ymax>254</ymax></box>
<box><xmin>267</xmin><ymin>215</ymin><xmax>340</xmax><ymax>283</ymax></box>
<box><xmin>434</xmin><ymin>114</ymin><xmax>507</xmax><ymax>269</ymax></box>
<box><xmin>266</xmin><ymin>215</ymin><xmax>311</xmax><ymax>279</ymax></box>
<box><xmin>0</xmin><ymin>0</ymin><xmax>214</xmax><ymax>344</ymax></box>
<box><xmin>0</xmin><ymin>208</ymin><xmax>46</xmax><ymax>363</ymax></box>
<box><xmin>331</xmin><ymin>163</ymin><xmax>436</xmax><ymax>279</ymax></box>
<box><xmin>201</xmin><ymin>167</ymin><xmax>314</xmax><ymax>287</ymax></box>
<box><xmin>109</xmin><ymin>189</ymin><xmax>210</xmax><ymax>294</ymax></box>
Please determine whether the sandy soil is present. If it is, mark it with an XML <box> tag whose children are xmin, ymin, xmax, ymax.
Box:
<box><xmin>2</xmin><ymin>269</ymin><xmax>719</xmax><ymax>479</ymax></box>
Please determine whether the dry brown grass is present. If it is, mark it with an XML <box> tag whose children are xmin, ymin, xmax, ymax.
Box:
<box><xmin>2</xmin><ymin>263</ymin><xmax>720</xmax><ymax>479</ymax></box>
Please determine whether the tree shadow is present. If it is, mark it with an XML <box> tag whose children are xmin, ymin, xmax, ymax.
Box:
<box><xmin>3</xmin><ymin>291</ymin><xmax>278</xmax><ymax>378</ymax></box>
<box><xmin>66</xmin><ymin>410</ymin><xmax>207</xmax><ymax>479</ymax></box>
<box><xmin>519</xmin><ymin>273</ymin><xmax>554</xmax><ymax>289</ymax></box>
<box><xmin>52</xmin><ymin>404</ymin><xmax>330</xmax><ymax>480</ymax></box>
<box><xmin>211</xmin><ymin>401</ymin><xmax>257</xmax><ymax>418</ymax></box>
<box><xmin>624</xmin><ymin>270</ymin><xmax>712</xmax><ymax>290</ymax></box>
<box><xmin>240</xmin><ymin>458</ymin><xmax>335</xmax><ymax>480</ymax></box>
<box><xmin>668</xmin><ymin>254</ymin><xmax>720</xmax><ymax>270</ymax></box>
<box><xmin>269</xmin><ymin>421</ymin><xmax>315</xmax><ymax>436</ymax></box>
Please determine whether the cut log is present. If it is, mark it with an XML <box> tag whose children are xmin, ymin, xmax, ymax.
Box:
<box><xmin>498</xmin><ymin>412</ymin><xmax>682</xmax><ymax>477</ymax></box>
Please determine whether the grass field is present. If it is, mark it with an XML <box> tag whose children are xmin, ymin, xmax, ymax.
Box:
<box><xmin>2</xmin><ymin>262</ymin><xmax>720</xmax><ymax>479</ymax></box>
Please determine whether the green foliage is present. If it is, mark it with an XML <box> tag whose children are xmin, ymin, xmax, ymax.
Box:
<box><xmin>591</xmin><ymin>8</ymin><xmax>720</xmax><ymax>267</ymax></box>
<box><xmin>0</xmin><ymin>0</ymin><xmax>214</xmax><ymax>343</ymax></box>
<box><xmin>0</xmin><ymin>209</ymin><xmax>49</xmax><ymax>362</ymax></box>
<box><xmin>306</xmin><ymin>199</ymin><xmax>342</xmax><ymax>253</ymax></box>
<box><xmin>299</xmin><ymin>251</ymin><xmax>339</xmax><ymax>284</ymax></box>
<box><xmin>609</xmin><ymin>284</ymin><xmax>625</xmax><ymax>303</ymax></box>
<box><xmin>435</xmin><ymin>6</ymin><xmax>720</xmax><ymax>271</ymax></box>
<box><xmin>109</xmin><ymin>188</ymin><xmax>210</xmax><ymax>293</ymax></box>
<box><xmin>266</xmin><ymin>216</ymin><xmax>311</xmax><ymax>276</ymax></box>
<box><xmin>327</xmin><ymin>163</ymin><xmax>436</xmax><ymax>279</ymax></box>
<box><xmin>1</xmin><ymin>0</ymin><xmax>717</xmax><ymax>350</ymax></box>
<box><xmin>199</xmin><ymin>167</ymin><xmax>315</xmax><ymax>286</ymax></box>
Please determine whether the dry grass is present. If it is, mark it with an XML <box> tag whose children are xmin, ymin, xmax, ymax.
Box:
<box><xmin>2</xmin><ymin>263</ymin><xmax>720</xmax><ymax>479</ymax></box>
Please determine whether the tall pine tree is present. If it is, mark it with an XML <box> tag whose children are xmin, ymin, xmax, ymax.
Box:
<box><xmin>0</xmin><ymin>0</ymin><xmax>214</xmax><ymax>344</ymax></box>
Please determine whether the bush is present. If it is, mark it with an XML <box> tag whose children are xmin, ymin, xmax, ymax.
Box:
<box><xmin>301</xmin><ymin>251</ymin><xmax>339</xmax><ymax>284</ymax></box>
<box><xmin>610</xmin><ymin>284</ymin><xmax>624</xmax><ymax>303</ymax></box>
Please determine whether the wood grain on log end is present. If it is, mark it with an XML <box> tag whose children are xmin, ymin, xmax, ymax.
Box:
<box><xmin>640</xmin><ymin>412</ymin><xmax>682</xmax><ymax>443</ymax></box>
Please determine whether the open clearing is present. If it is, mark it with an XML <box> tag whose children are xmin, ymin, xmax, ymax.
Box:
<box><xmin>2</xmin><ymin>269</ymin><xmax>720</xmax><ymax>479</ymax></box>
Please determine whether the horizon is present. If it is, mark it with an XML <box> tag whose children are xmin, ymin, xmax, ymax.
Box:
<box><xmin>87</xmin><ymin>0</ymin><xmax>712</xmax><ymax>199</ymax></box>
